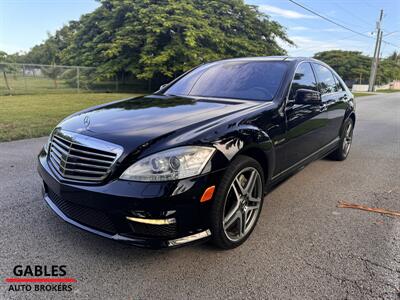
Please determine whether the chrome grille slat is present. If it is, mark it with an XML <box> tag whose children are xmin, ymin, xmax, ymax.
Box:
<box><xmin>51</xmin><ymin>148</ymin><xmax>66</xmax><ymax>164</ymax></box>
<box><xmin>50</xmin><ymin>152</ymin><xmax>62</xmax><ymax>166</ymax></box>
<box><xmin>48</xmin><ymin>130</ymin><xmax>123</xmax><ymax>183</ymax></box>
<box><xmin>68</xmin><ymin>147</ymin><xmax>116</xmax><ymax>160</ymax></box>
<box><xmin>53</xmin><ymin>135</ymin><xmax>116</xmax><ymax>160</ymax></box>
<box><xmin>59</xmin><ymin>152</ymin><xmax>114</xmax><ymax>165</ymax></box>
<box><xmin>62</xmin><ymin>167</ymin><xmax>106</xmax><ymax>175</ymax></box>
<box><xmin>49</xmin><ymin>155</ymin><xmax>65</xmax><ymax>178</ymax></box>
<box><xmin>52</xmin><ymin>135</ymin><xmax>70</xmax><ymax>145</ymax></box>
<box><xmin>65</xmin><ymin>161</ymin><xmax>109</xmax><ymax>170</ymax></box>
<box><xmin>51</xmin><ymin>141</ymin><xmax>69</xmax><ymax>156</ymax></box>
<box><xmin>52</xmin><ymin>135</ymin><xmax>73</xmax><ymax>146</ymax></box>
<box><xmin>54</xmin><ymin>134</ymin><xmax>115</xmax><ymax>157</ymax></box>
<box><xmin>50</xmin><ymin>148</ymin><xmax>62</xmax><ymax>160</ymax></box>
<box><xmin>52</xmin><ymin>138</ymin><xmax>70</xmax><ymax>151</ymax></box>
<box><xmin>51</xmin><ymin>150</ymin><xmax>109</xmax><ymax>170</ymax></box>
<box><xmin>52</xmin><ymin>144</ymin><xmax>112</xmax><ymax>166</ymax></box>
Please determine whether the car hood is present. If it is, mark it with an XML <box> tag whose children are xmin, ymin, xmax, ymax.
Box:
<box><xmin>58</xmin><ymin>95</ymin><xmax>261</xmax><ymax>154</ymax></box>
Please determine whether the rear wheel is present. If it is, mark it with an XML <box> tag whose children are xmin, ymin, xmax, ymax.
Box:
<box><xmin>210</xmin><ymin>155</ymin><xmax>264</xmax><ymax>249</ymax></box>
<box><xmin>329</xmin><ymin>118</ymin><xmax>354</xmax><ymax>161</ymax></box>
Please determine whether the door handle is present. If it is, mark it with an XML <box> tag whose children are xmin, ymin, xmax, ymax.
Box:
<box><xmin>320</xmin><ymin>104</ymin><xmax>328</xmax><ymax>112</ymax></box>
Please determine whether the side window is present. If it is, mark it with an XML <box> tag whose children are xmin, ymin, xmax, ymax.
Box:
<box><xmin>334</xmin><ymin>75</ymin><xmax>345</xmax><ymax>92</ymax></box>
<box><xmin>313</xmin><ymin>63</ymin><xmax>337</xmax><ymax>94</ymax></box>
<box><xmin>289</xmin><ymin>62</ymin><xmax>317</xmax><ymax>99</ymax></box>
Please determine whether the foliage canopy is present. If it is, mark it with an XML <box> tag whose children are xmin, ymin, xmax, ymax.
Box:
<box><xmin>2</xmin><ymin>1</ymin><xmax>399</xmax><ymax>87</ymax></box>
<box><xmin>63</xmin><ymin>0</ymin><xmax>293</xmax><ymax>80</ymax></box>
<box><xmin>314</xmin><ymin>50</ymin><xmax>399</xmax><ymax>85</ymax></box>
<box><xmin>6</xmin><ymin>0</ymin><xmax>292</xmax><ymax>82</ymax></box>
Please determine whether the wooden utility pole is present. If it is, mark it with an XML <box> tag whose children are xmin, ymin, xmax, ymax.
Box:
<box><xmin>375</xmin><ymin>31</ymin><xmax>384</xmax><ymax>87</ymax></box>
<box><xmin>368</xmin><ymin>9</ymin><xmax>384</xmax><ymax>92</ymax></box>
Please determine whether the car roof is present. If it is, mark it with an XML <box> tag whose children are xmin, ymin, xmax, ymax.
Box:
<box><xmin>218</xmin><ymin>56</ymin><xmax>321</xmax><ymax>64</ymax></box>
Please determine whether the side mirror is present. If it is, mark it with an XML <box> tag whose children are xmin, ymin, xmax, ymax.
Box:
<box><xmin>295</xmin><ymin>89</ymin><xmax>321</xmax><ymax>105</ymax></box>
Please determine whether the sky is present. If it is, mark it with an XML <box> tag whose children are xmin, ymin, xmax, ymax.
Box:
<box><xmin>248</xmin><ymin>0</ymin><xmax>400</xmax><ymax>57</ymax></box>
<box><xmin>0</xmin><ymin>0</ymin><xmax>399</xmax><ymax>58</ymax></box>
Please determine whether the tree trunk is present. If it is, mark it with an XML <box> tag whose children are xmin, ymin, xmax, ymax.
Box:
<box><xmin>3</xmin><ymin>71</ymin><xmax>11</xmax><ymax>91</ymax></box>
<box><xmin>53</xmin><ymin>78</ymin><xmax>58</xmax><ymax>89</ymax></box>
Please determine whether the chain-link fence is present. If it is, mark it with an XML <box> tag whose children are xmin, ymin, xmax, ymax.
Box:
<box><xmin>0</xmin><ymin>62</ymin><xmax>148</xmax><ymax>95</ymax></box>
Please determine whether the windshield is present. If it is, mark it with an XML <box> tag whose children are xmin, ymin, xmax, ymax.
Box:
<box><xmin>164</xmin><ymin>61</ymin><xmax>288</xmax><ymax>101</ymax></box>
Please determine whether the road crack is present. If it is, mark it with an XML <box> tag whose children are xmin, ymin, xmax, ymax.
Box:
<box><xmin>303</xmin><ymin>259</ymin><xmax>399</xmax><ymax>299</ymax></box>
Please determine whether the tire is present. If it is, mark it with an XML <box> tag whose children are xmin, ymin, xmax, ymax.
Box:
<box><xmin>210</xmin><ymin>155</ymin><xmax>265</xmax><ymax>249</ymax></box>
<box><xmin>329</xmin><ymin>118</ymin><xmax>354</xmax><ymax>161</ymax></box>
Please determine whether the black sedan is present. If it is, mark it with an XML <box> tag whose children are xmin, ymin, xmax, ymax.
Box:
<box><xmin>38</xmin><ymin>57</ymin><xmax>355</xmax><ymax>249</ymax></box>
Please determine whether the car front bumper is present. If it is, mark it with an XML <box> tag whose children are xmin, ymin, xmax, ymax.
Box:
<box><xmin>38</xmin><ymin>150</ymin><xmax>225</xmax><ymax>249</ymax></box>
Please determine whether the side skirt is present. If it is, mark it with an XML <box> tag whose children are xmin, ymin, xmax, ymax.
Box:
<box><xmin>269</xmin><ymin>137</ymin><xmax>340</xmax><ymax>187</ymax></box>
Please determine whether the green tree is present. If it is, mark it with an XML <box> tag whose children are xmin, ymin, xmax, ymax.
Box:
<box><xmin>387</xmin><ymin>51</ymin><xmax>399</xmax><ymax>62</ymax></box>
<box><xmin>314</xmin><ymin>50</ymin><xmax>370</xmax><ymax>84</ymax></box>
<box><xmin>22</xmin><ymin>36</ymin><xmax>58</xmax><ymax>65</ymax></box>
<box><xmin>376</xmin><ymin>53</ymin><xmax>400</xmax><ymax>85</ymax></box>
<box><xmin>0</xmin><ymin>51</ymin><xmax>19</xmax><ymax>92</ymax></box>
<box><xmin>41</xmin><ymin>64</ymin><xmax>65</xmax><ymax>88</ymax></box>
<box><xmin>61</xmin><ymin>0</ymin><xmax>293</xmax><ymax>82</ymax></box>
<box><xmin>14</xmin><ymin>21</ymin><xmax>79</xmax><ymax>65</ymax></box>
<box><xmin>314</xmin><ymin>50</ymin><xmax>400</xmax><ymax>85</ymax></box>
<box><xmin>0</xmin><ymin>51</ymin><xmax>11</xmax><ymax>91</ymax></box>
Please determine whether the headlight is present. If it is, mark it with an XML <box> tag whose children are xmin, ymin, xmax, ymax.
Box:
<box><xmin>120</xmin><ymin>146</ymin><xmax>215</xmax><ymax>182</ymax></box>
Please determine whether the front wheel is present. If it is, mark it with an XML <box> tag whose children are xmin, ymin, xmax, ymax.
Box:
<box><xmin>210</xmin><ymin>155</ymin><xmax>264</xmax><ymax>249</ymax></box>
<box><xmin>329</xmin><ymin>118</ymin><xmax>354</xmax><ymax>161</ymax></box>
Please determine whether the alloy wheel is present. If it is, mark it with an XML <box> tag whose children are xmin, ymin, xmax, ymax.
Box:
<box><xmin>222</xmin><ymin>167</ymin><xmax>263</xmax><ymax>242</ymax></box>
<box><xmin>342</xmin><ymin>121</ymin><xmax>353</xmax><ymax>156</ymax></box>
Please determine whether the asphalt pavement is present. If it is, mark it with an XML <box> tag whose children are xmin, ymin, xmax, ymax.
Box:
<box><xmin>0</xmin><ymin>93</ymin><xmax>399</xmax><ymax>299</ymax></box>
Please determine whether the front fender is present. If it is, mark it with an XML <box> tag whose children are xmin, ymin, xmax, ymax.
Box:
<box><xmin>212</xmin><ymin>125</ymin><xmax>274</xmax><ymax>182</ymax></box>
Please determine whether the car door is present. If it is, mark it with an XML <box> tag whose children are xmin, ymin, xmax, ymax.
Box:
<box><xmin>312</xmin><ymin>63</ymin><xmax>343</xmax><ymax>144</ymax></box>
<box><xmin>281</xmin><ymin>62</ymin><xmax>330</xmax><ymax>172</ymax></box>
<box><xmin>330</xmin><ymin>74</ymin><xmax>351</xmax><ymax>138</ymax></box>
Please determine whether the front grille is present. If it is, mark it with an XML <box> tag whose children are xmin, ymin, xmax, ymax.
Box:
<box><xmin>48</xmin><ymin>131</ymin><xmax>122</xmax><ymax>183</ymax></box>
<box><xmin>48</xmin><ymin>189</ymin><xmax>117</xmax><ymax>234</ymax></box>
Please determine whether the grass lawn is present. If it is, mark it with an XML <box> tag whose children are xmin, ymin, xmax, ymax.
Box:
<box><xmin>0</xmin><ymin>93</ymin><xmax>140</xmax><ymax>142</ymax></box>
<box><xmin>376</xmin><ymin>89</ymin><xmax>400</xmax><ymax>93</ymax></box>
<box><xmin>353</xmin><ymin>92</ymin><xmax>376</xmax><ymax>97</ymax></box>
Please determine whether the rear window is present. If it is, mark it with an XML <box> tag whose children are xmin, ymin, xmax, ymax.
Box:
<box><xmin>313</xmin><ymin>63</ymin><xmax>337</xmax><ymax>94</ymax></box>
<box><xmin>164</xmin><ymin>61</ymin><xmax>288</xmax><ymax>101</ymax></box>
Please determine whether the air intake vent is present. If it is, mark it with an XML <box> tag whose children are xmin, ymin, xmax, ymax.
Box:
<box><xmin>48</xmin><ymin>129</ymin><xmax>123</xmax><ymax>183</ymax></box>
<box><xmin>48</xmin><ymin>189</ymin><xmax>117</xmax><ymax>233</ymax></box>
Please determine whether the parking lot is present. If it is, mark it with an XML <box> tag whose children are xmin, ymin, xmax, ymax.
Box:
<box><xmin>1</xmin><ymin>93</ymin><xmax>399</xmax><ymax>299</ymax></box>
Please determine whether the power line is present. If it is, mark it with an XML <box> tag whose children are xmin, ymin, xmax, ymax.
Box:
<box><xmin>362</xmin><ymin>1</ymin><xmax>381</xmax><ymax>11</ymax></box>
<box><xmin>331</xmin><ymin>2</ymin><xmax>374</xmax><ymax>29</ymax></box>
<box><xmin>287</xmin><ymin>0</ymin><xmax>373</xmax><ymax>39</ymax></box>
<box><xmin>289</xmin><ymin>32</ymin><xmax>372</xmax><ymax>53</ymax></box>
<box><xmin>287</xmin><ymin>0</ymin><xmax>400</xmax><ymax>49</ymax></box>
<box><xmin>381</xmin><ymin>37</ymin><xmax>400</xmax><ymax>48</ymax></box>
<box><xmin>384</xmin><ymin>31</ymin><xmax>399</xmax><ymax>37</ymax></box>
